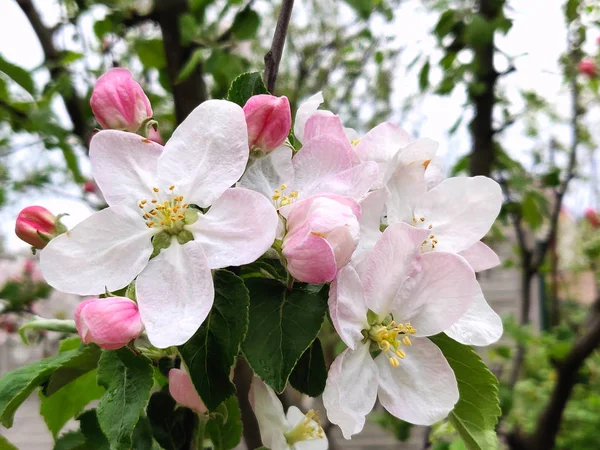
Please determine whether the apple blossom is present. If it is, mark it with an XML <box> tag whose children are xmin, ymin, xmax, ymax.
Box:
<box><xmin>74</xmin><ymin>297</ymin><xmax>144</xmax><ymax>350</ymax></box>
<box><xmin>324</xmin><ymin>223</ymin><xmax>482</xmax><ymax>438</ymax></box>
<box><xmin>40</xmin><ymin>100</ymin><xmax>278</xmax><ymax>348</ymax></box>
<box><xmin>169</xmin><ymin>368</ymin><xmax>207</xmax><ymax>413</ymax></box>
<box><xmin>244</xmin><ymin>94</ymin><xmax>292</xmax><ymax>152</ymax></box>
<box><xmin>578</xmin><ymin>58</ymin><xmax>596</xmax><ymax>77</ymax></box>
<box><xmin>282</xmin><ymin>195</ymin><xmax>360</xmax><ymax>283</ymax></box>
<box><xmin>90</xmin><ymin>68</ymin><xmax>153</xmax><ymax>132</ymax></box>
<box><xmin>585</xmin><ymin>207</ymin><xmax>599</xmax><ymax>228</ymax></box>
<box><xmin>15</xmin><ymin>206</ymin><xmax>59</xmax><ymax>249</ymax></box>
<box><xmin>250</xmin><ymin>377</ymin><xmax>327</xmax><ymax>450</ymax></box>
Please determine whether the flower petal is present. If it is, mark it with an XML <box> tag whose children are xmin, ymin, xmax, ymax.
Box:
<box><xmin>361</xmin><ymin>223</ymin><xmax>428</xmax><ymax>317</ymax></box>
<box><xmin>446</xmin><ymin>291</ymin><xmax>503</xmax><ymax>346</ymax></box>
<box><xmin>283</xmin><ymin>229</ymin><xmax>337</xmax><ymax>283</ymax></box>
<box><xmin>323</xmin><ymin>345</ymin><xmax>378</xmax><ymax>439</ymax></box>
<box><xmin>40</xmin><ymin>206</ymin><xmax>153</xmax><ymax>295</ymax></box>
<box><xmin>158</xmin><ymin>100</ymin><xmax>249</xmax><ymax>207</ymax></box>
<box><xmin>136</xmin><ymin>241</ymin><xmax>213</xmax><ymax>348</ymax></box>
<box><xmin>238</xmin><ymin>146</ymin><xmax>294</xmax><ymax>199</ymax></box>
<box><xmin>250</xmin><ymin>377</ymin><xmax>288</xmax><ymax>450</ymax></box>
<box><xmin>304</xmin><ymin>113</ymin><xmax>350</xmax><ymax>146</ymax></box>
<box><xmin>458</xmin><ymin>241</ymin><xmax>501</xmax><ymax>272</ymax></box>
<box><xmin>414</xmin><ymin>176</ymin><xmax>503</xmax><ymax>253</ymax></box>
<box><xmin>376</xmin><ymin>337</ymin><xmax>458</xmax><ymax>425</ymax></box>
<box><xmin>169</xmin><ymin>368</ymin><xmax>207</xmax><ymax>413</ymax></box>
<box><xmin>330</xmin><ymin>265</ymin><xmax>369</xmax><ymax>349</ymax></box>
<box><xmin>393</xmin><ymin>252</ymin><xmax>479</xmax><ymax>337</ymax></box>
<box><xmin>90</xmin><ymin>130</ymin><xmax>162</xmax><ymax>210</ymax></box>
<box><xmin>353</xmin><ymin>189</ymin><xmax>387</xmax><ymax>265</ymax></box>
<box><xmin>294</xmin><ymin>92</ymin><xmax>324</xmax><ymax>143</ymax></box>
<box><xmin>187</xmin><ymin>188</ymin><xmax>278</xmax><ymax>269</ymax></box>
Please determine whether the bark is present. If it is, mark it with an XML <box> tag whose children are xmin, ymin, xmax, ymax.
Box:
<box><xmin>264</xmin><ymin>0</ymin><xmax>295</xmax><ymax>94</ymax></box>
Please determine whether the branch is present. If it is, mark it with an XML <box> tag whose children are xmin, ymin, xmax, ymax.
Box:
<box><xmin>264</xmin><ymin>0</ymin><xmax>295</xmax><ymax>94</ymax></box>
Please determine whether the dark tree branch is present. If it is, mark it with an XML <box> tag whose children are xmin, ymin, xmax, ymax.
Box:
<box><xmin>16</xmin><ymin>0</ymin><xmax>88</xmax><ymax>142</ymax></box>
<box><xmin>264</xmin><ymin>0</ymin><xmax>295</xmax><ymax>94</ymax></box>
<box><xmin>233</xmin><ymin>356</ymin><xmax>263</xmax><ymax>449</ymax></box>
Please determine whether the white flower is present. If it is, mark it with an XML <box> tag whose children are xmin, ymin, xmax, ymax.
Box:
<box><xmin>324</xmin><ymin>222</ymin><xmax>483</xmax><ymax>438</ymax></box>
<box><xmin>250</xmin><ymin>378</ymin><xmax>328</xmax><ymax>450</ymax></box>
<box><xmin>40</xmin><ymin>100</ymin><xmax>278</xmax><ymax>348</ymax></box>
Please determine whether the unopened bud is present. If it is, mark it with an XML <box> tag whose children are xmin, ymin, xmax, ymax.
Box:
<box><xmin>15</xmin><ymin>206</ymin><xmax>58</xmax><ymax>249</ymax></box>
<box><xmin>243</xmin><ymin>94</ymin><xmax>292</xmax><ymax>152</ymax></box>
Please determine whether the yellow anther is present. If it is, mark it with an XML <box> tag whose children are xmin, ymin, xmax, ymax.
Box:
<box><xmin>389</xmin><ymin>357</ymin><xmax>399</xmax><ymax>367</ymax></box>
<box><xmin>290</xmin><ymin>191</ymin><xmax>298</xmax><ymax>198</ymax></box>
<box><xmin>151</xmin><ymin>199</ymin><xmax>157</xmax><ymax>203</ymax></box>
<box><xmin>396</xmin><ymin>349</ymin><xmax>406</xmax><ymax>359</ymax></box>
<box><xmin>412</xmin><ymin>217</ymin><xmax>417</xmax><ymax>223</ymax></box>
<box><xmin>280</xmin><ymin>184</ymin><xmax>287</xmax><ymax>190</ymax></box>
<box><xmin>389</xmin><ymin>320</ymin><xmax>396</xmax><ymax>327</ymax></box>
<box><xmin>169</xmin><ymin>185</ymin><xmax>175</xmax><ymax>190</ymax></box>
<box><xmin>138</xmin><ymin>204</ymin><xmax>144</xmax><ymax>209</ymax></box>
<box><xmin>150</xmin><ymin>210</ymin><xmax>157</xmax><ymax>215</ymax></box>
<box><xmin>177</xmin><ymin>214</ymin><xmax>184</xmax><ymax>219</ymax></box>
<box><xmin>428</xmin><ymin>224</ymin><xmax>433</xmax><ymax>229</ymax></box>
<box><xmin>430</xmin><ymin>235</ymin><xmax>434</xmax><ymax>239</ymax></box>
<box><xmin>351</xmin><ymin>138</ymin><xmax>361</xmax><ymax>146</ymax></box>
<box><xmin>272</xmin><ymin>193</ymin><xmax>281</xmax><ymax>200</ymax></box>
<box><xmin>403</xmin><ymin>336</ymin><xmax>412</xmax><ymax>346</ymax></box>
<box><xmin>147</xmin><ymin>223</ymin><xmax>154</xmax><ymax>228</ymax></box>
<box><xmin>140</xmin><ymin>199</ymin><xmax>147</xmax><ymax>205</ymax></box>
<box><xmin>280</xmin><ymin>197</ymin><xmax>291</xmax><ymax>206</ymax></box>
<box><xmin>420</xmin><ymin>217</ymin><xmax>425</xmax><ymax>222</ymax></box>
<box><xmin>153</xmin><ymin>187</ymin><xmax>159</xmax><ymax>192</ymax></box>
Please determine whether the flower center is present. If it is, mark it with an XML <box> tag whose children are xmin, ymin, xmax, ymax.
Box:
<box><xmin>271</xmin><ymin>183</ymin><xmax>299</xmax><ymax>208</ymax></box>
<box><xmin>411</xmin><ymin>215</ymin><xmax>437</xmax><ymax>252</ymax></box>
<box><xmin>365</xmin><ymin>316</ymin><xmax>416</xmax><ymax>368</ymax></box>
<box><xmin>138</xmin><ymin>186</ymin><xmax>197</xmax><ymax>233</ymax></box>
<box><xmin>284</xmin><ymin>409</ymin><xmax>325</xmax><ymax>446</ymax></box>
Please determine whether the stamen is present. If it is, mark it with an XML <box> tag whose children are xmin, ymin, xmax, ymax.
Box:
<box><xmin>389</xmin><ymin>357</ymin><xmax>399</xmax><ymax>367</ymax></box>
<box><xmin>153</xmin><ymin>187</ymin><xmax>159</xmax><ymax>192</ymax></box>
<box><xmin>395</xmin><ymin>349</ymin><xmax>406</xmax><ymax>359</ymax></box>
<box><xmin>169</xmin><ymin>185</ymin><xmax>175</xmax><ymax>190</ymax></box>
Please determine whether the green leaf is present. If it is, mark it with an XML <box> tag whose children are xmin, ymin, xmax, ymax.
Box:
<box><xmin>464</xmin><ymin>15</ymin><xmax>494</xmax><ymax>49</ymax></box>
<box><xmin>96</xmin><ymin>348</ymin><xmax>154</xmax><ymax>450</ymax></box>
<box><xmin>205</xmin><ymin>396</ymin><xmax>242</xmax><ymax>450</ymax></box>
<box><xmin>434</xmin><ymin>10</ymin><xmax>457</xmax><ymax>39</ymax></box>
<box><xmin>135</xmin><ymin>39</ymin><xmax>166</xmax><ymax>69</ymax></box>
<box><xmin>179</xmin><ymin>270</ymin><xmax>249</xmax><ymax>411</ymax></box>
<box><xmin>44</xmin><ymin>343</ymin><xmax>102</xmax><ymax>396</ymax></box>
<box><xmin>53</xmin><ymin>431</ymin><xmax>87</xmax><ymax>450</ymax></box>
<box><xmin>0</xmin><ymin>346</ymin><xmax>89</xmax><ymax>427</ymax></box>
<box><xmin>541</xmin><ymin>168</ymin><xmax>561</xmax><ymax>187</ymax></box>
<box><xmin>0</xmin><ymin>54</ymin><xmax>35</xmax><ymax>95</ymax></box>
<box><xmin>227</xmin><ymin>72</ymin><xmax>268</xmax><ymax>107</ymax></box>
<box><xmin>242</xmin><ymin>280</ymin><xmax>328</xmax><ymax>392</ymax></box>
<box><xmin>521</xmin><ymin>191</ymin><xmax>543</xmax><ymax>230</ymax></box>
<box><xmin>179</xmin><ymin>13</ymin><xmax>197</xmax><ymax>46</ymax></box>
<box><xmin>0</xmin><ymin>435</ymin><xmax>17</xmax><ymax>450</ymax></box>
<box><xmin>19</xmin><ymin>317</ymin><xmax>77</xmax><ymax>344</ymax></box>
<box><xmin>343</xmin><ymin>0</ymin><xmax>374</xmax><ymax>20</ymax></box>
<box><xmin>78</xmin><ymin>409</ymin><xmax>110</xmax><ymax>450</ymax></box>
<box><xmin>40</xmin><ymin>369</ymin><xmax>105</xmax><ymax>438</ymax></box>
<box><xmin>430</xmin><ymin>334</ymin><xmax>500</xmax><ymax>450</ymax></box>
<box><xmin>147</xmin><ymin>390</ymin><xmax>198</xmax><ymax>450</ymax></box>
<box><xmin>58</xmin><ymin>142</ymin><xmax>84</xmax><ymax>183</ymax></box>
<box><xmin>288</xmin><ymin>338</ymin><xmax>327</xmax><ymax>397</ymax></box>
<box><xmin>177</xmin><ymin>48</ymin><xmax>203</xmax><ymax>84</ymax></box>
<box><xmin>131</xmin><ymin>416</ymin><xmax>154</xmax><ymax>450</ymax></box>
<box><xmin>93</xmin><ymin>18</ymin><xmax>114</xmax><ymax>40</ymax></box>
<box><xmin>230</xmin><ymin>8</ymin><xmax>260</xmax><ymax>40</ymax></box>
<box><xmin>418</xmin><ymin>60</ymin><xmax>430</xmax><ymax>92</ymax></box>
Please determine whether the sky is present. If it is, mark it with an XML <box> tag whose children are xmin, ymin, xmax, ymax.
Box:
<box><xmin>0</xmin><ymin>0</ymin><xmax>598</xmax><ymax>254</ymax></box>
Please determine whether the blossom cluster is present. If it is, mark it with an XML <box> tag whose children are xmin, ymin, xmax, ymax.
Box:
<box><xmin>17</xmin><ymin>68</ymin><xmax>503</xmax><ymax>449</ymax></box>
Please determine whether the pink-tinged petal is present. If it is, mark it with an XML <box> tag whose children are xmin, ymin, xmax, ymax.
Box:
<box><xmin>280</xmin><ymin>194</ymin><xmax>360</xmax><ymax>221</ymax></box>
<box><xmin>283</xmin><ymin>230</ymin><xmax>337</xmax><ymax>283</ymax></box>
<box><xmin>375</xmin><ymin>337</ymin><xmax>458</xmax><ymax>425</ymax></box>
<box><xmin>76</xmin><ymin>297</ymin><xmax>143</xmax><ymax>350</ymax></box>
<box><xmin>136</xmin><ymin>241</ymin><xmax>213</xmax><ymax>348</ymax></box>
<box><xmin>250</xmin><ymin>378</ymin><xmax>288</xmax><ymax>450</ymax></box>
<box><xmin>361</xmin><ymin>223</ymin><xmax>428</xmax><ymax>317</ymax></box>
<box><xmin>459</xmin><ymin>241</ymin><xmax>501</xmax><ymax>272</ymax></box>
<box><xmin>169</xmin><ymin>368</ymin><xmax>207</xmax><ymax>413</ymax></box>
<box><xmin>446</xmin><ymin>291</ymin><xmax>503</xmax><ymax>346</ymax></box>
<box><xmin>238</xmin><ymin>146</ymin><xmax>294</xmax><ymax>199</ymax></box>
<box><xmin>243</xmin><ymin>95</ymin><xmax>292</xmax><ymax>152</ymax></box>
<box><xmin>187</xmin><ymin>188</ymin><xmax>278</xmax><ymax>269</ymax></box>
<box><xmin>40</xmin><ymin>206</ymin><xmax>153</xmax><ymax>295</ymax></box>
<box><xmin>303</xmin><ymin>114</ymin><xmax>352</xmax><ymax>150</ymax></box>
<box><xmin>90</xmin><ymin>130</ymin><xmax>162</xmax><ymax>210</ymax></box>
<box><xmin>425</xmin><ymin>157</ymin><xmax>444</xmax><ymax>189</ymax></box>
<box><xmin>393</xmin><ymin>252</ymin><xmax>478</xmax><ymax>337</ymax></box>
<box><xmin>414</xmin><ymin>176</ymin><xmax>503</xmax><ymax>253</ymax></box>
<box><xmin>323</xmin><ymin>345</ymin><xmax>378</xmax><ymax>439</ymax></box>
<box><xmin>353</xmin><ymin>189</ymin><xmax>387</xmax><ymax>265</ymax></box>
<box><xmin>294</xmin><ymin>92</ymin><xmax>325</xmax><ymax>143</ymax></box>
<box><xmin>158</xmin><ymin>100</ymin><xmax>249</xmax><ymax>207</ymax></box>
<box><xmin>330</xmin><ymin>265</ymin><xmax>369</xmax><ymax>350</ymax></box>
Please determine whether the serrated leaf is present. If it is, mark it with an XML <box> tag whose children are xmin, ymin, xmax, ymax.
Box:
<box><xmin>288</xmin><ymin>338</ymin><xmax>327</xmax><ymax>397</ymax></box>
<box><xmin>430</xmin><ymin>334</ymin><xmax>500</xmax><ymax>450</ymax></box>
<box><xmin>242</xmin><ymin>280</ymin><xmax>328</xmax><ymax>393</ymax></box>
<box><xmin>96</xmin><ymin>348</ymin><xmax>153</xmax><ymax>450</ymax></box>
<box><xmin>230</xmin><ymin>8</ymin><xmax>260</xmax><ymax>40</ymax></box>
<box><xmin>78</xmin><ymin>409</ymin><xmax>110</xmax><ymax>450</ymax></box>
<box><xmin>44</xmin><ymin>343</ymin><xmax>102</xmax><ymax>396</ymax></box>
<box><xmin>0</xmin><ymin>54</ymin><xmax>35</xmax><ymax>95</ymax></box>
<box><xmin>53</xmin><ymin>431</ymin><xmax>87</xmax><ymax>450</ymax></box>
<box><xmin>40</xmin><ymin>369</ymin><xmax>105</xmax><ymax>438</ymax></box>
<box><xmin>179</xmin><ymin>270</ymin><xmax>249</xmax><ymax>411</ymax></box>
<box><xmin>147</xmin><ymin>390</ymin><xmax>198</xmax><ymax>450</ymax></box>
<box><xmin>0</xmin><ymin>346</ymin><xmax>89</xmax><ymax>427</ymax></box>
<box><xmin>205</xmin><ymin>396</ymin><xmax>242</xmax><ymax>450</ymax></box>
<box><xmin>227</xmin><ymin>72</ymin><xmax>268</xmax><ymax>107</ymax></box>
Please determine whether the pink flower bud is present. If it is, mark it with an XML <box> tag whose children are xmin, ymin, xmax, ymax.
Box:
<box><xmin>15</xmin><ymin>206</ymin><xmax>57</xmax><ymax>249</ymax></box>
<box><xmin>243</xmin><ymin>94</ymin><xmax>292</xmax><ymax>152</ymax></box>
<box><xmin>282</xmin><ymin>195</ymin><xmax>360</xmax><ymax>283</ymax></box>
<box><xmin>83</xmin><ymin>180</ymin><xmax>97</xmax><ymax>193</ymax></box>
<box><xmin>169</xmin><ymin>368</ymin><xmax>207</xmax><ymax>413</ymax></box>
<box><xmin>578</xmin><ymin>58</ymin><xmax>596</xmax><ymax>77</ymax></box>
<box><xmin>74</xmin><ymin>297</ymin><xmax>144</xmax><ymax>350</ymax></box>
<box><xmin>585</xmin><ymin>208</ymin><xmax>600</xmax><ymax>228</ymax></box>
<box><xmin>148</xmin><ymin>127</ymin><xmax>164</xmax><ymax>145</ymax></box>
<box><xmin>90</xmin><ymin>68</ymin><xmax>153</xmax><ymax>132</ymax></box>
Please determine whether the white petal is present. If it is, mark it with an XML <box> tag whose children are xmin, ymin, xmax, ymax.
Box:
<box><xmin>90</xmin><ymin>130</ymin><xmax>162</xmax><ymax>210</ymax></box>
<box><xmin>323</xmin><ymin>345</ymin><xmax>378</xmax><ymax>440</ymax></box>
<box><xmin>250</xmin><ymin>377</ymin><xmax>288</xmax><ymax>450</ymax></box>
<box><xmin>361</xmin><ymin>223</ymin><xmax>428</xmax><ymax>317</ymax></box>
<box><xmin>330</xmin><ymin>265</ymin><xmax>369</xmax><ymax>350</ymax></box>
<box><xmin>136</xmin><ymin>241</ymin><xmax>213</xmax><ymax>348</ymax></box>
<box><xmin>294</xmin><ymin>92</ymin><xmax>324</xmax><ymax>143</ymax></box>
<box><xmin>458</xmin><ymin>241</ymin><xmax>501</xmax><ymax>272</ymax></box>
<box><xmin>376</xmin><ymin>337</ymin><xmax>458</xmax><ymax>425</ymax></box>
<box><xmin>446</xmin><ymin>291</ymin><xmax>503</xmax><ymax>346</ymax></box>
<box><xmin>40</xmin><ymin>206</ymin><xmax>153</xmax><ymax>295</ymax></box>
<box><xmin>238</xmin><ymin>146</ymin><xmax>294</xmax><ymax>199</ymax></box>
<box><xmin>414</xmin><ymin>176</ymin><xmax>503</xmax><ymax>253</ymax></box>
<box><xmin>158</xmin><ymin>100</ymin><xmax>249</xmax><ymax>207</ymax></box>
<box><xmin>425</xmin><ymin>157</ymin><xmax>444</xmax><ymax>189</ymax></box>
<box><xmin>352</xmin><ymin>189</ymin><xmax>387</xmax><ymax>265</ymax></box>
<box><xmin>187</xmin><ymin>188</ymin><xmax>278</xmax><ymax>269</ymax></box>
<box><xmin>393</xmin><ymin>252</ymin><xmax>479</xmax><ymax>337</ymax></box>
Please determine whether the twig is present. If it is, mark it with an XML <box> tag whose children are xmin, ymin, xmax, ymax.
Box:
<box><xmin>264</xmin><ymin>0</ymin><xmax>295</xmax><ymax>94</ymax></box>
